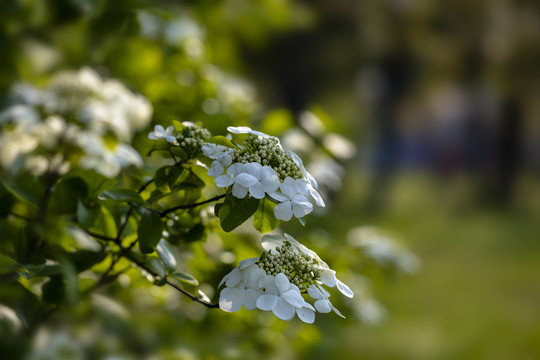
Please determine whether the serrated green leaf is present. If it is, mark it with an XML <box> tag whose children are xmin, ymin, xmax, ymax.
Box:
<box><xmin>253</xmin><ymin>198</ymin><xmax>281</xmax><ymax>233</ymax></box>
<box><xmin>156</xmin><ymin>239</ymin><xmax>177</xmax><ymax>272</ymax></box>
<box><xmin>98</xmin><ymin>189</ymin><xmax>144</xmax><ymax>204</ymax></box>
<box><xmin>138</xmin><ymin>210</ymin><xmax>163</xmax><ymax>253</ymax></box>
<box><xmin>172</xmin><ymin>272</ymin><xmax>199</xmax><ymax>286</ymax></box>
<box><xmin>218</xmin><ymin>195</ymin><xmax>260</xmax><ymax>232</ymax></box>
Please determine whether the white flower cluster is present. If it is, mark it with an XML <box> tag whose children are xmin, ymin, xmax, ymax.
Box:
<box><xmin>219</xmin><ymin>234</ymin><xmax>353</xmax><ymax>323</ymax></box>
<box><xmin>0</xmin><ymin>68</ymin><xmax>152</xmax><ymax>177</ymax></box>
<box><xmin>202</xmin><ymin>126</ymin><xmax>325</xmax><ymax>221</ymax></box>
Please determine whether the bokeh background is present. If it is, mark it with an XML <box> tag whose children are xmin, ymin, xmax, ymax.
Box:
<box><xmin>1</xmin><ymin>0</ymin><xmax>540</xmax><ymax>359</ymax></box>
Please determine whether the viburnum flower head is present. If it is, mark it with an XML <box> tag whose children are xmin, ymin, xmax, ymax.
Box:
<box><xmin>200</xmin><ymin>125</ymin><xmax>325</xmax><ymax>223</ymax></box>
<box><xmin>218</xmin><ymin>233</ymin><xmax>353</xmax><ymax>323</ymax></box>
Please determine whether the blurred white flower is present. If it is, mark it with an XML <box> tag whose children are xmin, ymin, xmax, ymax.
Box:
<box><xmin>347</xmin><ymin>226</ymin><xmax>421</xmax><ymax>274</ymax></box>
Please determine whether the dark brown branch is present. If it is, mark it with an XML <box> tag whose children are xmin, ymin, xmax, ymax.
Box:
<box><xmin>158</xmin><ymin>193</ymin><xmax>226</xmax><ymax>217</ymax></box>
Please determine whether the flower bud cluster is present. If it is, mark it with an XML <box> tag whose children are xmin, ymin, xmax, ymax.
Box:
<box><xmin>176</xmin><ymin>124</ymin><xmax>211</xmax><ymax>156</ymax></box>
<box><xmin>230</xmin><ymin>134</ymin><xmax>302</xmax><ymax>181</ymax></box>
<box><xmin>257</xmin><ymin>242</ymin><xmax>321</xmax><ymax>291</ymax></box>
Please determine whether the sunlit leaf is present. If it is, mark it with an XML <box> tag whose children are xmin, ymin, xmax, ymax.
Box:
<box><xmin>156</xmin><ymin>239</ymin><xmax>177</xmax><ymax>272</ymax></box>
<box><xmin>172</xmin><ymin>272</ymin><xmax>199</xmax><ymax>286</ymax></box>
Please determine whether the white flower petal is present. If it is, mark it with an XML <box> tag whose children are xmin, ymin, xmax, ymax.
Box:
<box><xmin>231</xmin><ymin>183</ymin><xmax>249</xmax><ymax>198</ymax></box>
<box><xmin>249</xmin><ymin>182</ymin><xmax>265</xmax><ymax>199</ymax></box>
<box><xmin>292</xmin><ymin>200</ymin><xmax>313</xmax><ymax>218</ymax></box>
<box><xmin>244</xmin><ymin>288</ymin><xmax>264</xmax><ymax>310</ymax></box>
<box><xmin>280</xmin><ymin>177</ymin><xmax>297</xmax><ymax>198</ymax></box>
<box><xmin>307</xmin><ymin>285</ymin><xmax>324</xmax><ymax>299</ymax></box>
<box><xmin>243</xmin><ymin>162</ymin><xmax>262</xmax><ymax>177</ymax></box>
<box><xmin>227</xmin><ymin>163</ymin><xmax>244</xmax><ymax>176</ymax></box>
<box><xmin>272</xmin><ymin>298</ymin><xmax>296</xmax><ymax>320</ymax></box>
<box><xmin>218</xmin><ymin>153</ymin><xmax>232</xmax><ymax>167</ymax></box>
<box><xmin>259</xmin><ymin>275</ymin><xmax>278</xmax><ymax>294</ymax></box>
<box><xmin>268</xmin><ymin>191</ymin><xmax>289</xmax><ymax>202</ymax></box>
<box><xmin>234</xmin><ymin>173</ymin><xmax>259</xmax><ymax>187</ymax></box>
<box><xmin>219</xmin><ymin>287</ymin><xmax>244</xmax><ymax>312</ymax></box>
<box><xmin>308</xmin><ymin>184</ymin><xmax>325</xmax><ymax>207</ymax></box>
<box><xmin>314</xmin><ymin>299</ymin><xmax>332</xmax><ymax>313</ymax></box>
<box><xmin>275</xmin><ymin>273</ymin><xmax>290</xmax><ymax>294</ymax></box>
<box><xmin>321</xmin><ymin>270</ymin><xmax>337</xmax><ymax>287</ymax></box>
<box><xmin>225</xmin><ymin>269</ymin><xmax>243</xmax><ymax>288</ymax></box>
<box><xmin>208</xmin><ymin>162</ymin><xmax>225</xmax><ymax>177</ymax></box>
<box><xmin>281</xmin><ymin>289</ymin><xmax>305</xmax><ymax>308</ymax></box>
<box><xmin>245</xmin><ymin>267</ymin><xmax>266</xmax><ymax>288</ymax></box>
<box><xmin>274</xmin><ymin>202</ymin><xmax>293</xmax><ymax>221</ymax></box>
<box><xmin>331</xmin><ymin>305</ymin><xmax>346</xmax><ymax>318</ymax></box>
<box><xmin>336</xmin><ymin>279</ymin><xmax>354</xmax><ymax>298</ymax></box>
<box><xmin>238</xmin><ymin>258</ymin><xmax>259</xmax><ymax>269</ymax></box>
<box><xmin>256</xmin><ymin>294</ymin><xmax>278</xmax><ymax>311</ymax></box>
<box><xmin>215</xmin><ymin>174</ymin><xmax>234</xmax><ymax>187</ymax></box>
<box><xmin>296</xmin><ymin>306</ymin><xmax>315</xmax><ymax>324</ymax></box>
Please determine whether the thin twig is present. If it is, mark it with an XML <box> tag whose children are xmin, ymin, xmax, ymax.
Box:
<box><xmin>84</xmin><ymin>229</ymin><xmax>116</xmax><ymax>242</ymax></box>
<box><xmin>158</xmin><ymin>193</ymin><xmax>226</xmax><ymax>217</ymax></box>
<box><xmin>121</xmin><ymin>249</ymin><xmax>218</xmax><ymax>308</ymax></box>
<box><xmin>84</xmin><ymin>228</ymin><xmax>218</xmax><ymax>308</ymax></box>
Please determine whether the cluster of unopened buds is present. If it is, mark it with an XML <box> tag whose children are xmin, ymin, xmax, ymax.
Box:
<box><xmin>202</xmin><ymin>126</ymin><xmax>325</xmax><ymax>221</ymax></box>
<box><xmin>218</xmin><ymin>234</ymin><xmax>353</xmax><ymax>323</ymax></box>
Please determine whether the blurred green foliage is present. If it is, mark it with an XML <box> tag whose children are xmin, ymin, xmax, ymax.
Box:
<box><xmin>1</xmin><ymin>0</ymin><xmax>540</xmax><ymax>359</ymax></box>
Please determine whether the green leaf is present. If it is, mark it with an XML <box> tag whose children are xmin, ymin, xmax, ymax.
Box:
<box><xmin>42</xmin><ymin>276</ymin><xmax>64</xmax><ymax>304</ymax></box>
<box><xmin>205</xmin><ymin>135</ymin><xmax>237</xmax><ymax>149</ymax></box>
<box><xmin>1</xmin><ymin>180</ymin><xmax>41</xmax><ymax>207</ymax></box>
<box><xmin>218</xmin><ymin>195</ymin><xmax>260</xmax><ymax>232</ymax></box>
<box><xmin>98</xmin><ymin>189</ymin><xmax>144</xmax><ymax>204</ymax></box>
<box><xmin>155</xmin><ymin>165</ymin><xmax>184</xmax><ymax>189</ymax></box>
<box><xmin>48</xmin><ymin>177</ymin><xmax>89</xmax><ymax>215</ymax></box>
<box><xmin>214</xmin><ymin>203</ymin><xmax>222</xmax><ymax>217</ymax></box>
<box><xmin>156</xmin><ymin>239</ymin><xmax>177</xmax><ymax>272</ymax></box>
<box><xmin>171</xmin><ymin>120</ymin><xmax>185</xmax><ymax>131</ymax></box>
<box><xmin>0</xmin><ymin>254</ymin><xmax>25</xmax><ymax>275</ymax></box>
<box><xmin>138</xmin><ymin>210</ymin><xmax>163</xmax><ymax>253</ymax></box>
<box><xmin>77</xmin><ymin>201</ymin><xmax>101</xmax><ymax>228</ymax></box>
<box><xmin>253</xmin><ymin>198</ymin><xmax>281</xmax><ymax>233</ymax></box>
<box><xmin>172</xmin><ymin>272</ymin><xmax>199</xmax><ymax>286</ymax></box>
<box><xmin>149</xmin><ymin>258</ymin><xmax>166</xmax><ymax>279</ymax></box>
